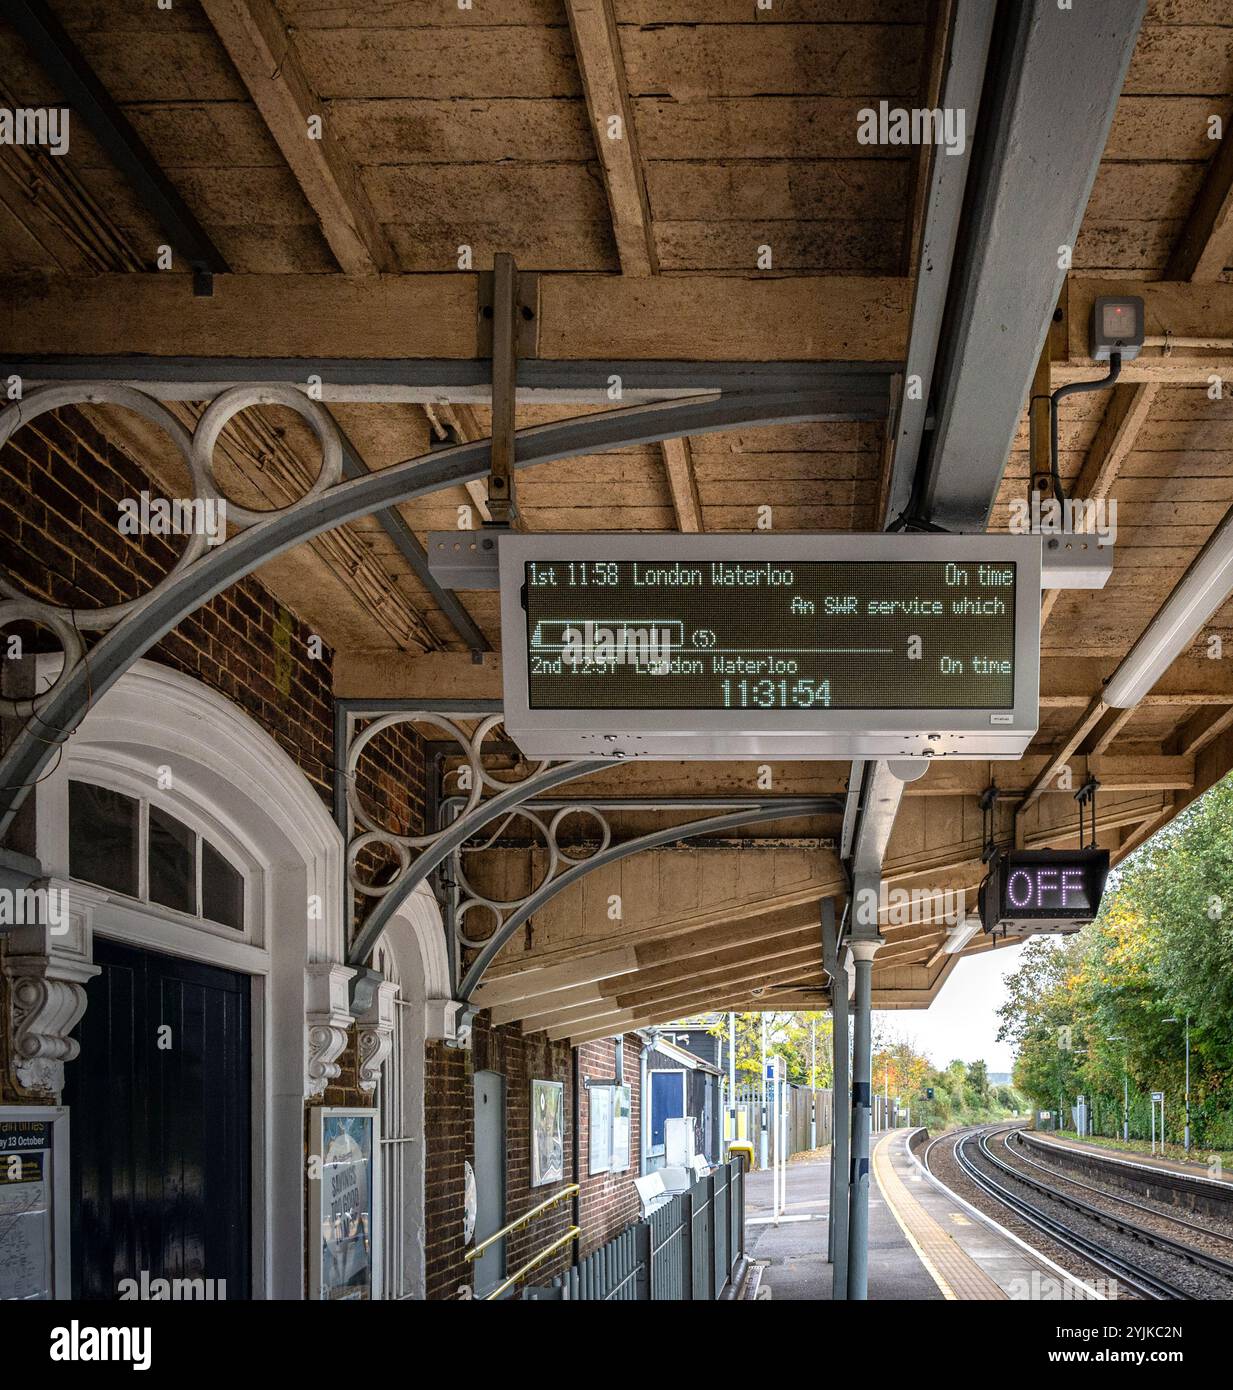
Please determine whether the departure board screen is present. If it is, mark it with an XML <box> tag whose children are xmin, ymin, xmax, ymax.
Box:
<box><xmin>522</xmin><ymin>559</ymin><xmax>1018</xmax><ymax>711</ymax></box>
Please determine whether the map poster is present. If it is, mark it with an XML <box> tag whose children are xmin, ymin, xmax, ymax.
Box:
<box><xmin>0</xmin><ymin>1115</ymin><xmax>56</xmax><ymax>1301</ymax></box>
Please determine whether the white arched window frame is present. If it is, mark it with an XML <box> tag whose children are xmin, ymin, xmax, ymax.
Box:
<box><xmin>26</xmin><ymin>656</ymin><xmax>454</xmax><ymax>1301</ymax></box>
<box><xmin>33</xmin><ymin>657</ymin><xmax>346</xmax><ymax>1298</ymax></box>
<box><xmin>55</xmin><ymin>758</ymin><xmax>263</xmax><ymax>967</ymax></box>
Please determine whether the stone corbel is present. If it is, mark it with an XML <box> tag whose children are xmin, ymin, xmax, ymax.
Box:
<box><xmin>305</xmin><ymin>961</ymin><xmax>356</xmax><ymax>1098</ymax></box>
<box><xmin>3</xmin><ymin>878</ymin><xmax>103</xmax><ymax>1098</ymax></box>
<box><xmin>426</xmin><ymin>998</ymin><xmax>463</xmax><ymax>1045</ymax></box>
<box><xmin>355</xmin><ymin>979</ymin><xmax>399</xmax><ymax>1092</ymax></box>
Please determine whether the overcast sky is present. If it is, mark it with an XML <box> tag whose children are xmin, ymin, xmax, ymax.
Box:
<box><xmin>873</xmin><ymin>940</ymin><xmax>1029</xmax><ymax>1075</ymax></box>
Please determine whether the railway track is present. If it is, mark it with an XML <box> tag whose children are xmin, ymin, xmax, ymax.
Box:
<box><xmin>943</xmin><ymin>1126</ymin><xmax>1233</xmax><ymax>1300</ymax></box>
<box><xmin>1009</xmin><ymin>1130</ymin><xmax>1233</xmax><ymax>1253</ymax></box>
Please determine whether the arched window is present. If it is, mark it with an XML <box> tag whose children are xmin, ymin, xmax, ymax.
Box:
<box><xmin>68</xmin><ymin>778</ymin><xmax>247</xmax><ymax>932</ymax></box>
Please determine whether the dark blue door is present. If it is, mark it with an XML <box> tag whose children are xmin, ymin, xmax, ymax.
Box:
<box><xmin>650</xmin><ymin>1070</ymin><xmax>685</xmax><ymax>1149</ymax></box>
<box><xmin>64</xmin><ymin>939</ymin><xmax>251</xmax><ymax>1299</ymax></box>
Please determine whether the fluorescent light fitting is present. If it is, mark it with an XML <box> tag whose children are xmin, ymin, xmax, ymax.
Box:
<box><xmin>943</xmin><ymin>917</ymin><xmax>981</xmax><ymax>955</ymax></box>
<box><xmin>1102</xmin><ymin>505</ymin><xmax>1233</xmax><ymax>708</ymax></box>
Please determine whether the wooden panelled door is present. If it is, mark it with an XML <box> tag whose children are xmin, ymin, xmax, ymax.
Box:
<box><xmin>64</xmin><ymin>938</ymin><xmax>252</xmax><ymax>1299</ymax></box>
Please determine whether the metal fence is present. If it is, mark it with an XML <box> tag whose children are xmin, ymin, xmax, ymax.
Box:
<box><xmin>523</xmin><ymin>1158</ymin><xmax>745</xmax><ymax>1300</ymax></box>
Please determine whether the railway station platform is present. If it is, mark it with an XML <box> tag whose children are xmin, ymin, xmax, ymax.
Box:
<box><xmin>882</xmin><ymin>1131</ymin><xmax>1100</xmax><ymax>1300</ymax></box>
<box><xmin>744</xmin><ymin>1130</ymin><xmax>1102</xmax><ymax>1300</ymax></box>
<box><xmin>743</xmin><ymin>1133</ymin><xmax>941</xmax><ymax>1300</ymax></box>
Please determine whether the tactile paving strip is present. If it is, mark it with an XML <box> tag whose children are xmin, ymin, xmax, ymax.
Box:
<box><xmin>872</xmin><ymin>1133</ymin><xmax>1007</xmax><ymax>1301</ymax></box>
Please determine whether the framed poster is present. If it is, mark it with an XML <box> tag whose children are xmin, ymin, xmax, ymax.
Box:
<box><xmin>587</xmin><ymin>1084</ymin><xmax>632</xmax><ymax>1174</ymax></box>
<box><xmin>309</xmin><ymin>1107</ymin><xmax>382</xmax><ymax>1301</ymax></box>
<box><xmin>612</xmin><ymin>1084</ymin><xmax>632</xmax><ymax>1172</ymax></box>
<box><xmin>588</xmin><ymin>1085</ymin><xmax>613</xmax><ymax>1175</ymax></box>
<box><xmin>0</xmin><ymin>1107</ymin><xmax>69</xmax><ymax>1301</ymax></box>
<box><xmin>530</xmin><ymin>1079</ymin><xmax>564</xmax><ymax>1187</ymax></box>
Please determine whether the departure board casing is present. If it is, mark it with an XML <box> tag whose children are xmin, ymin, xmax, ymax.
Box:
<box><xmin>979</xmin><ymin>848</ymin><xmax>1111</xmax><ymax>937</ymax></box>
<box><xmin>499</xmin><ymin>534</ymin><xmax>1041</xmax><ymax>760</ymax></box>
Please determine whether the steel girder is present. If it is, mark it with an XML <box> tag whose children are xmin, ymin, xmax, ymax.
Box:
<box><xmin>917</xmin><ymin>0</ymin><xmax>1146</xmax><ymax>531</ymax></box>
<box><xmin>2</xmin><ymin>358</ymin><xmax>897</xmax><ymax>410</ymax></box>
<box><xmin>454</xmin><ymin>797</ymin><xmax>843</xmax><ymax>1002</ymax></box>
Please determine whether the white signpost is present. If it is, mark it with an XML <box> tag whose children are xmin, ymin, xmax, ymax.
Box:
<box><xmin>766</xmin><ymin>1055</ymin><xmax>787</xmax><ymax>1227</ymax></box>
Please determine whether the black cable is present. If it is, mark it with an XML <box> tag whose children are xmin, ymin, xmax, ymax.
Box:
<box><xmin>1049</xmin><ymin>352</ymin><xmax>1122</xmax><ymax>502</ymax></box>
<box><xmin>886</xmin><ymin>509</ymin><xmax>952</xmax><ymax>535</ymax></box>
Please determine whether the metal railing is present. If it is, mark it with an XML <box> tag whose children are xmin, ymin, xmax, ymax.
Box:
<box><xmin>523</xmin><ymin>1158</ymin><xmax>745</xmax><ymax>1300</ymax></box>
<box><xmin>465</xmin><ymin>1182</ymin><xmax>580</xmax><ymax>1300</ymax></box>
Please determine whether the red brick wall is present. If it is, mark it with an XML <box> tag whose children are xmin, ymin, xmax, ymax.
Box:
<box><xmin>425</xmin><ymin>1022</ymin><xmax>644</xmax><ymax>1299</ymax></box>
<box><xmin>0</xmin><ymin>406</ymin><xmax>338</xmax><ymax>800</ymax></box>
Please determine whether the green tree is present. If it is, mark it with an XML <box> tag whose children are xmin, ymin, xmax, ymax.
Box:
<box><xmin>995</xmin><ymin>772</ymin><xmax>1233</xmax><ymax>1149</ymax></box>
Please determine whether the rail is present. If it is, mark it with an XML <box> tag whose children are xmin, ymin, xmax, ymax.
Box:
<box><xmin>524</xmin><ymin>1157</ymin><xmax>746</xmax><ymax>1300</ymax></box>
<box><xmin>464</xmin><ymin>1183</ymin><xmax>581</xmax><ymax>1265</ymax></box>
<box><xmin>484</xmin><ymin>1227</ymin><xmax>581</xmax><ymax>1302</ymax></box>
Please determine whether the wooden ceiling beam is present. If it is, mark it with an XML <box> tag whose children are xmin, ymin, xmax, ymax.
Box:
<box><xmin>661</xmin><ymin>435</ymin><xmax>703</xmax><ymax>532</ymax></box>
<box><xmin>548</xmin><ymin>962</ymin><xmax>827</xmax><ymax>1039</ymax></box>
<box><xmin>1166</xmin><ymin>126</ymin><xmax>1233</xmax><ymax>283</ymax></box>
<box><xmin>201</xmin><ymin>0</ymin><xmax>396</xmax><ymax>275</ymax></box>
<box><xmin>610</xmin><ymin>945</ymin><xmax>822</xmax><ymax>1015</ymax></box>
<box><xmin>564</xmin><ymin>1</ymin><xmax>710</xmax><ymax>533</ymax></box>
<box><xmin>489</xmin><ymin>924</ymin><xmax>821</xmax><ymax>1026</ymax></box>
<box><xmin>1168</xmin><ymin>705</ymin><xmax>1233</xmax><ymax>760</ymax></box>
<box><xmin>0</xmin><ymin>272</ymin><xmax>909</xmax><ymax>361</ymax></box>
<box><xmin>566</xmin><ymin>972</ymin><xmax>828</xmax><ymax>1044</ymax></box>
<box><xmin>564</xmin><ymin>0</ymin><xmax>656</xmax><ymax>278</ymax></box>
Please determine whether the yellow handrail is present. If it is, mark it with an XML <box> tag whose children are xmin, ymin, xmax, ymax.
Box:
<box><xmin>484</xmin><ymin>1226</ymin><xmax>581</xmax><ymax>1301</ymax></box>
<box><xmin>465</xmin><ymin>1183</ymin><xmax>581</xmax><ymax>1263</ymax></box>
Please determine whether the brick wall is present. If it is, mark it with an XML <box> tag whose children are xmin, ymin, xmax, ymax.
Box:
<box><xmin>425</xmin><ymin>1022</ymin><xmax>644</xmax><ymax>1299</ymax></box>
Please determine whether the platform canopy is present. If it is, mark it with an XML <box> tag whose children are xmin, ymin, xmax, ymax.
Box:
<box><xmin>3</xmin><ymin>0</ymin><xmax>1233</xmax><ymax>1032</ymax></box>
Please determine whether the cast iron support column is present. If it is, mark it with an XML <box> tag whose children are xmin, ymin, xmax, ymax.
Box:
<box><xmin>846</xmin><ymin>935</ymin><xmax>880</xmax><ymax>1301</ymax></box>
<box><xmin>826</xmin><ymin>935</ymin><xmax>850</xmax><ymax>1295</ymax></box>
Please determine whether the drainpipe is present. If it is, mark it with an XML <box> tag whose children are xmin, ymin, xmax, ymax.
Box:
<box><xmin>572</xmin><ymin>1048</ymin><xmax>581</xmax><ymax>1262</ymax></box>
<box><xmin>640</xmin><ymin>1030</ymin><xmax>654</xmax><ymax>1175</ymax></box>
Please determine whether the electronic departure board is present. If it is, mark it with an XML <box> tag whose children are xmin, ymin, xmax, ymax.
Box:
<box><xmin>498</xmin><ymin>534</ymin><xmax>1041</xmax><ymax>760</ymax></box>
